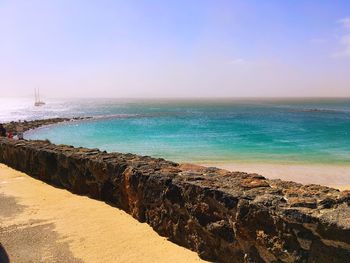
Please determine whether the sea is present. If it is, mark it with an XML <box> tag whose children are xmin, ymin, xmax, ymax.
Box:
<box><xmin>1</xmin><ymin>97</ymin><xmax>350</xmax><ymax>165</ymax></box>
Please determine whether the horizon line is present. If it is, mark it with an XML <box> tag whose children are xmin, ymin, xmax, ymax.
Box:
<box><xmin>2</xmin><ymin>96</ymin><xmax>350</xmax><ymax>100</ymax></box>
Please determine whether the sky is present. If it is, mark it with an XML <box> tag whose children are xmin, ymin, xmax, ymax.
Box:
<box><xmin>0</xmin><ymin>0</ymin><xmax>350</xmax><ymax>98</ymax></box>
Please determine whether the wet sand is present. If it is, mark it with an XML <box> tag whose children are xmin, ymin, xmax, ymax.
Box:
<box><xmin>0</xmin><ymin>164</ymin><xmax>205</xmax><ymax>263</ymax></box>
<box><xmin>202</xmin><ymin>162</ymin><xmax>350</xmax><ymax>190</ymax></box>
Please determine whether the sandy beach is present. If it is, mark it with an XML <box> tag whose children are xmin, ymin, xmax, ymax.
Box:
<box><xmin>202</xmin><ymin>162</ymin><xmax>350</xmax><ymax>191</ymax></box>
<box><xmin>0</xmin><ymin>164</ymin><xmax>205</xmax><ymax>263</ymax></box>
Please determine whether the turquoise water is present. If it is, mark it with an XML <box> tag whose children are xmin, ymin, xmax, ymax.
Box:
<box><xmin>24</xmin><ymin>98</ymin><xmax>350</xmax><ymax>164</ymax></box>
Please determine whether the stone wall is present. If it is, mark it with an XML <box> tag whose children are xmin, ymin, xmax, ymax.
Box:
<box><xmin>2</xmin><ymin>117</ymin><xmax>89</xmax><ymax>136</ymax></box>
<box><xmin>0</xmin><ymin>138</ymin><xmax>349</xmax><ymax>262</ymax></box>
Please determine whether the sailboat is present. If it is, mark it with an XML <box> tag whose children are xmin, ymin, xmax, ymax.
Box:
<box><xmin>34</xmin><ymin>88</ymin><xmax>46</xmax><ymax>106</ymax></box>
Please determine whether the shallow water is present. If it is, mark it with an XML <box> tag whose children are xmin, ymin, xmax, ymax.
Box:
<box><xmin>8</xmin><ymin>97</ymin><xmax>347</xmax><ymax>165</ymax></box>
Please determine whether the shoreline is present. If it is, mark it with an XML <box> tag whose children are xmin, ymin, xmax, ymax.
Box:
<box><xmin>4</xmin><ymin>117</ymin><xmax>350</xmax><ymax>191</ymax></box>
<box><xmin>200</xmin><ymin>161</ymin><xmax>350</xmax><ymax>190</ymax></box>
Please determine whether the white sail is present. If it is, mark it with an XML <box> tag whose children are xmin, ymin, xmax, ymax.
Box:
<box><xmin>34</xmin><ymin>88</ymin><xmax>46</xmax><ymax>106</ymax></box>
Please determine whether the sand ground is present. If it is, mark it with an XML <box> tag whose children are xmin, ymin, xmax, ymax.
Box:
<box><xmin>0</xmin><ymin>164</ymin><xmax>205</xmax><ymax>263</ymax></box>
<box><xmin>201</xmin><ymin>162</ymin><xmax>350</xmax><ymax>191</ymax></box>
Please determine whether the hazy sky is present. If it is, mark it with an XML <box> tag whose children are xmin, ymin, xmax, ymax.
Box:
<box><xmin>1</xmin><ymin>0</ymin><xmax>350</xmax><ymax>98</ymax></box>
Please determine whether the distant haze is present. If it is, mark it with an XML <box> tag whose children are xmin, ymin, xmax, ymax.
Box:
<box><xmin>1</xmin><ymin>0</ymin><xmax>350</xmax><ymax>98</ymax></box>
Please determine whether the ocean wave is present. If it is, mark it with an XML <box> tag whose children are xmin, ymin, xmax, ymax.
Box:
<box><xmin>287</xmin><ymin>108</ymin><xmax>348</xmax><ymax>114</ymax></box>
<box><xmin>90</xmin><ymin>113</ymin><xmax>169</xmax><ymax>120</ymax></box>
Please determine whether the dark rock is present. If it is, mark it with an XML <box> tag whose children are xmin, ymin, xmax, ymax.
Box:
<box><xmin>3</xmin><ymin>117</ymin><xmax>91</xmax><ymax>136</ymax></box>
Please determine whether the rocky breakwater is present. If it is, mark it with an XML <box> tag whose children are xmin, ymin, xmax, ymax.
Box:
<box><xmin>2</xmin><ymin>117</ymin><xmax>89</xmax><ymax>135</ymax></box>
<box><xmin>0</xmin><ymin>138</ymin><xmax>349</xmax><ymax>262</ymax></box>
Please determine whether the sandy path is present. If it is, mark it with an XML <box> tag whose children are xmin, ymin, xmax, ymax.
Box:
<box><xmin>0</xmin><ymin>164</ymin><xmax>206</xmax><ymax>263</ymax></box>
<box><xmin>201</xmin><ymin>162</ymin><xmax>350</xmax><ymax>190</ymax></box>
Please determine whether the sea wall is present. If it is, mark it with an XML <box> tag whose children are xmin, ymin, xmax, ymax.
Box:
<box><xmin>2</xmin><ymin>117</ymin><xmax>88</xmax><ymax>135</ymax></box>
<box><xmin>0</xmin><ymin>138</ymin><xmax>349</xmax><ymax>262</ymax></box>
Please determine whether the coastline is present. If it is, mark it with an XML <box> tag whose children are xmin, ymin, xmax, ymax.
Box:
<box><xmin>200</xmin><ymin>161</ymin><xmax>350</xmax><ymax>190</ymax></box>
<box><xmin>4</xmin><ymin>117</ymin><xmax>350</xmax><ymax>191</ymax></box>
<box><xmin>1</xmin><ymin>135</ymin><xmax>350</xmax><ymax>261</ymax></box>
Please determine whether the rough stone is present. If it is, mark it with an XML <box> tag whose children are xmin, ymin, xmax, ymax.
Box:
<box><xmin>2</xmin><ymin>117</ymin><xmax>90</xmax><ymax>136</ymax></box>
